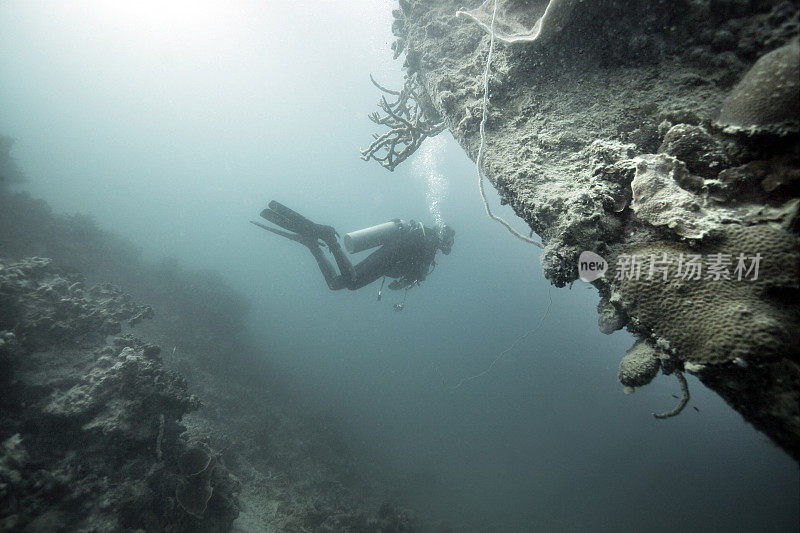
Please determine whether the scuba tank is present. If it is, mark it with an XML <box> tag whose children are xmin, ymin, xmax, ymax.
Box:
<box><xmin>343</xmin><ymin>219</ymin><xmax>406</xmax><ymax>253</ymax></box>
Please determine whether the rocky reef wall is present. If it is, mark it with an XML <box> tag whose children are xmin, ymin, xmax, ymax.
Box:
<box><xmin>0</xmin><ymin>143</ymin><xmax>419</xmax><ymax>530</ymax></box>
<box><xmin>0</xmin><ymin>257</ymin><xmax>240</xmax><ymax>531</ymax></box>
<box><xmin>391</xmin><ymin>0</ymin><xmax>799</xmax><ymax>459</ymax></box>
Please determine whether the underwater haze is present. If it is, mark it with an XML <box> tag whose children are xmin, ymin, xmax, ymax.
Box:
<box><xmin>1</xmin><ymin>1</ymin><xmax>798</xmax><ymax>531</ymax></box>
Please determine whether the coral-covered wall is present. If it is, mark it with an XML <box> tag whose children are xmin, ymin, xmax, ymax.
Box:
<box><xmin>392</xmin><ymin>0</ymin><xmax>799</xmax><ymax>459</ymax></box>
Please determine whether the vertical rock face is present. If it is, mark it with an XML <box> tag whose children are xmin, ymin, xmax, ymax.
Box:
<box><xmin>392</xmin><ymin>0</ymin><xmax>799</xmax><ymax>459</ymax></box>
<box><xmin>0</xmin><ymin>258</ymin><xmax>240</xmax><ymax>531</ymax></box>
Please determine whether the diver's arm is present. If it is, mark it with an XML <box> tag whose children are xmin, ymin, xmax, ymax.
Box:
<box><xmin>348</xmin><ymin>245</ymin><xmax>394</xmax><ymax>289</ymax></box>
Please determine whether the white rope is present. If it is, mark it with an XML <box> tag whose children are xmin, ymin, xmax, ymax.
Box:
<box><xmin>439</xmin><ymin>288</ymin><xmax>552</xmax><ymax>390</ymax></box>
<box><xmin>476</xmin><ymin>0</ymin><xmax>542</xmax><ymax>248</ymax></box>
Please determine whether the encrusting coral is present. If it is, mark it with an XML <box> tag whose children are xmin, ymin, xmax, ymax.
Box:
<box><xmin>630</xmin><ymin>154</ymin><xmax>718</xmax><ymax>239</ymax></box>
<box><xmin>657</xmin><ymin>124</ymin><xmax>731</xmax><ymax>180</ymax></box>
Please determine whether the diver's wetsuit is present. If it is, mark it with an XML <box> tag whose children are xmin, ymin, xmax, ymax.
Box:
<box><xmin>308</xmin><ymin>222</ymin><xmax>439</xmax><ymax>291</ymax></box>
<box><xmin>252</xmin><ymin>201</ymin><xmax>450</xmax><ymax>292</ymax></box>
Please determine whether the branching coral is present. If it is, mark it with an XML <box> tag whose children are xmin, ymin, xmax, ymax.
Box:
<box><xmin>361</xmin><ymin>74</ymin><xmax>445</xmax><ymax>172</ymax></box>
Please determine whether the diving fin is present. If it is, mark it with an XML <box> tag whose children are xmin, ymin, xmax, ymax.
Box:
<box><xmin>263</xmin><ymin>201</ymin><xmax>339</xmax><ymax>243</ymax></box>
<box><xmin>260</xmin><ymin>207</ymin><xmax>306</xmax><ymax>234</ymax></box>
<box><xmin>267</xmin><ymin>201</ymin><xmax>320</xmax><ymax>236</ymax></box>
<box><xmin>250</xmin><ymin>220</ymin><xmax>308</xmax><ymax>244</ymax></box>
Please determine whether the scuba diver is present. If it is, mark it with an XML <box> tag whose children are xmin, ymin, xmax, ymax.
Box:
<box><xmin>251</xmin><ymin>201</ymin><xmax>454</xmax><ymax>308</ymax></box>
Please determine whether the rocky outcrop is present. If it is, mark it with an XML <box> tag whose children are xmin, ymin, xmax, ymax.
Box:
<box><xmin>0</xmin><ymin>251</ymin><xmax>419</xmax><ymax>530</ymax></box>
<box><xmin>0</xmin><ymin>174</ymin><xmax>421</xmax><ymax>529</ymax></box>
<box><xmin>390</xmin><ymin>0</ymin><xmax>799</xmax><ymax>459</ymax></box>
<box><xmin>0</xmin><ymin>258</ymin><xmax>240</xmax><ymax>531</ymax></box>
<box><xmin>0</xmin><ymin>257</ymin><xmax>154</xmax><ymax>349</ymax></box>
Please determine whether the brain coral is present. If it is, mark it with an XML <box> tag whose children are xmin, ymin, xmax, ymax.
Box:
<box><xmin>612</xmin><ymin>223</ymin><xmax>800</xmax><ymax>364</ymax></box>
<box><xmin>716</xmin><ymin>40</ymin><xmax>800</xmax><ymax>135</ymax></box>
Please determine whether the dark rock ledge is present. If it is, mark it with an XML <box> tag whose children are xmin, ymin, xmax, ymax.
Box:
<box><xmin>391</xmin><ymin>0</ymin><xmax>799</xmax><ymax>459</ymax></box>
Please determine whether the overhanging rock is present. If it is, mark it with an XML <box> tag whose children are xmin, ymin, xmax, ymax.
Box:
<box><xmin>389</xmin><ymin>0</ymin><xmax>799</xmax><ymax>460</ymax></box>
